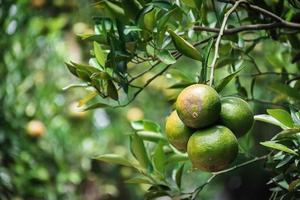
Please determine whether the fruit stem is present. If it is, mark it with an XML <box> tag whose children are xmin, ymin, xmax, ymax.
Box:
<box><xmin>209</xmin><ymin>0</ymin><xmax>246</xmax><ymax>86</ymax></box>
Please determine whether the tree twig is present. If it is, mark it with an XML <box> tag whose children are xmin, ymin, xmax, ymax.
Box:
<box><xmin>209</xmin><ymin>0</ymin><xmax>246</xmax><ymax>86</ymax></box>
<box><xmin>189</xmin><ymin>155</ymin><xmax>267</xmax><ymax>199</ymax></box>
<box><xmin>194</xmin><ymin>22</ymin><xmax>300</xmax><ymax>34</ymax></box>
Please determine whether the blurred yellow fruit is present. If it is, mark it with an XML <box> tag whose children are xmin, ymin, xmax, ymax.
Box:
<box><xmin>68</xmin><ymin>102</ymin><xmax>87</xmax><ymax>120</ymax></box>
<box><xmin>26</xmin><ymin>120</ymin><xmax>46</xmax><ymax>138</ymax></box>
<box><xmin>31</xmin><ymin>0</ymin><xmax>46</xmax><ymax>8</ymax></box>
<box><xmin>126</xmin><ymin>107</ymin><xmax>144</xmax><ymax>121</ymax></box>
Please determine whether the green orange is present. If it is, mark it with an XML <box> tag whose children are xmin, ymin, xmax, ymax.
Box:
<box><xmin>176</xmin><ymin>84</ymin><xmax>221</xmax><ymax>129</ymax></box>
<box><xmin>187</xmin><ymin>125</ymin><xmax>238</xmax><ymax>172</ymax></box>
<box><xmin>165</xmin><ymin>110</ymin><xmax>193</xmax><ymax>152</ymax></box>
<box><xmin>220</xmin><ymin>97</ymin><xmax>254</xmax><ymax>137</ymax></box>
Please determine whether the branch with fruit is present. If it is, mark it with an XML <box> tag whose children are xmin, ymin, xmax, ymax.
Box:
<box><xmin>64</xmin><ymin>0</ymin><xmax>300</xmax><ymax>199</ymax></box>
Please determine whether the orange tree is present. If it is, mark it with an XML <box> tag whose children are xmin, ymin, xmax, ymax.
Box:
<box><xmin>66</xmin><ymin>0</ymin><xmax>300</xmax><ymax>199</ymax></box>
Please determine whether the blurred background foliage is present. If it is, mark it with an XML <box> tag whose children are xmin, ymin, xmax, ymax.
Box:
<box><xmin>1</xmin><ymin>0</ymin><xmax>300</xmax><ymax>200</ymax></box>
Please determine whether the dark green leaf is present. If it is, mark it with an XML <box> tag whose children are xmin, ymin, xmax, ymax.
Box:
<box><xmin>199</xmin><ymin>38</ymin><xmax>213</xmax><ymax>83</ymax></box>
<box><xmin>107</xmin><ymin>80</ymin><xmax>118</xmax><ymax>101</ymax></box>
<box><xmin>269</xmin><ymin>82</ymin><xmax>300</xmax><ymax>101</ymax></box>
<box><xmin>175</xmin><ymin>164</ymin><xmax>184</xmax><ymax>189</ymax></box>
<box><xmin>83</xmin><ymin>102</ymin><xmax>110</xmax><ymax>111</ymax></box>
<box><xmin>215</xmin><ymin>66</ymin><xmax>245</xmax><ymax>93</ymax></box>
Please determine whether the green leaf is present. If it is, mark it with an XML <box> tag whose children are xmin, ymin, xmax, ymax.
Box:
<box><xmin>175</xmin><ymin>164</ymin><xmax>184</xmax><ymax>189</ymax></box>
<box><xmin>157</xmin><ymin>7</ymin><xmax>178</xmax><ymax>31</ymax></box>
<box><xmin>122</xmin><ymin>0</ymin><xmax>142</xmax><ymax>19</ymax></box>
<box><xmin>157</xmin><ymin>50</ymin><xmax>176</xmax><ymax>65</ymax></box>
<box><xmin>93</xmin><ymin>42</ymin><xmax>106</xmax><ymax>67</ymax></box>
<box><xmin>168</xmin><ymin>29</ymin><xmax>202</xmax><ymax>61</ymax></box>
<box><xmin>215</xmin><ymin>66</ymin><xmax>245</xmax><ymax>93</ymax></box>
<box><xmin>130</xmin><ymin>133</ymin><xmax>151</xmax><ymax>169</ymax></box>
<box><xmin>83</xmin><ymin>102</ymin><xmax>110</xmax><ymax>111</ymax></box>
<box><xmin>181</xmin><ymin>0</ymin><xmax>196</xmax><ymax>7</ymax></box>
<box><xmin>136</xmin><ymin>131</ymin><xmax>166</xmax><ymax>142</ymax></box>
<box><xmin>125</xmin><ymin>176</ymin><xmax>153</xmax><ymax>185</ymax></box>
<box><xmin>76</xmin><ymin>69</ymin><xmax>91</xmax><ymax>82</ymax></box>
<box><xmin>143</xmin><ymin>8</ymin><xmax>156</xmax><ymax>31</ymax></box>
<box><xmin>260</xmin><ymin>141</ymin><xmax>298</xmax><ymax>156</ymax></box>
<box><xmin>166</xmin><ymin>153</ymin><xmax>189</xmax><ymax>164</ymax></box>
<box><xmin>199</xmin><ymin>38</ymin><xmax>213</xmax><ymax>83</ymax></box>
<box><xmin>254</xmin><ymin>114</ymin><xmax>287</xmax><ymax>129</ymax></box>
<box><xmin>272</xmin><ymin>128</ymin><xmax>300</xmax><ymax>140</ymax></box>
<box><xmin>90</xmin><ymin>71</ymin><xmax>111</xmax><ymax>80</ymax></box>
<box><xmin>65</xmin><ymin>62</ymin><xmax>78</xmax><ymax>77</ymax></box>
<box><xmin>290</xmin><ymin>107</ymin><xmax>300</xmax><ymax>125</ymax></box>
<box><xmin>107</xmin><ymin>80</ymin><xmax>118</xmax><ymax>101</ymax></box>
<box><xmin>269</xmin><ymin>83</ymin><xmax>300</xmax><ymax>101</ymax></box>
<box><xmin>152</xmin><ymin>142</ymin><xmax>166</xmax><ymax>175</ymax></box>
<box><xmin>267</xmin><ymin>109</ymin><xmax>294</xmax><ymax>128</ymax></box>
<box><xmin>131</xmin><ymin>120</ymin><xmax>161</xmax><ymax>132</ymax></box>
<box><xmin>93</xmin><ymin>154</ymin><xmax>133</xmax><ymax>167</ymax></box>
<box><xmin>69</xmin><ymin>61</ymin><xmax>101</xmax><ymax>73</ymax></box>
<box><xmin>77</xmin><ymin>33</ymin><xmax>107</xmax><ymax>44</ymax></box>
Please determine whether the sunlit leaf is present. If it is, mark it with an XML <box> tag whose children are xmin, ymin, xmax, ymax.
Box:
<box><xmin>152</xmin><ymin>142</ymin><xmax>166</xmax><ymax>174</ymax></box>
<box><xmin>267</xmin><ymin>109</ymin><xmax>294</xmax><ymax>128</ymax></box>
<box><xmin>131</xmin><ymin>120</ymin><xmax>161</xmax><ymax>132</ymax></box>
<box><xmin>94</xmin><ymin>154</ymin><xmax>133</xmax><ymax>167</ymax></box>
<box><xmin>157</xmin><ymin>50</ymin><xmax>176</xmax><ymax>65</ymax></box>
<box><xmin>260</xmin><ymin>141</ymin><xmax>298</xmax><ymax>156</ymax></box>
<box><xmin>130</xmin><ymin>133</ymin><xmax>151</xmax><ymax>170</ymax></box>
<box><xmin>254</xmin><ymin>114</ymin><xmax>288</xmax><ymax>129</ymax></box>
<box><xmin>125</xmin><ymin>176</ymin><xmax>153</xmax><ymax>185</ymax></box>
<box><xmin>168</xmin><ymin>29</ymin><xmax>202</xmax><ymax>61</ymax></box>
<box><xmin>78</xmin><ymin>91</ymin><xmax>98</xmax><ymax>107</ymax></box>
<box><xmin>215</xmin><ymin>66</ymin><xmax>245</xmax><ymax>92</ymax></box>
<box><xmin>93</xmin><ymin>42</ymin><xmax>106</xmax><ymax>67</ymax></box>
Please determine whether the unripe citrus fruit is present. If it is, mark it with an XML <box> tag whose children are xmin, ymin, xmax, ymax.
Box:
<box><xmin>26</xmin><ymin>120</ymin><xmax>46</xmax><ymax>138</ymax></box>
<box><xmin>165</xmin><ymin>110</ymin><xmax>193</xmax><ymax>152</ymax></box>
<box><xmin>176</xmin><ymin>84</ymin><xmax>221</xmax><ymax>128</ymax></box>
<box><xmin>220</xmin><ymin>97</ymin><xmax>254</xmax><ymax>137</ymax></box>
<box><xmin>187</xmin><ymin>125</ymin><xmax>238</xmax><ymax>172</ymax></box>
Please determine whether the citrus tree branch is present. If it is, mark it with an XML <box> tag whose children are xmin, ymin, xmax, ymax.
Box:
<box><xmin>194</xmin><ymin>22</ymin><xmax>300</xmax><ymax>34</ymax></box>
<box><xmin>190</xmin><ymin>155</ymin><xmax>267</xmax><ymax>199</ymax></box>
<box><xmin>209</xmin><ymin>0</ymin><xmax>247</xmax><ymax>86</ymax></box>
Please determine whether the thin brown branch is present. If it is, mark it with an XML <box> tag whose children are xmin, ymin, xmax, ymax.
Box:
<box><xmin>194</xmin><ymin>22</ymin><xmax>300</xmax><ymax>34</ymax></box>
<box><xmin>114</xmin><ymin>53</ymin><xmax>182</xmax><ymax>108</ymax></box>
<box><xmin>189</xmin><ymin>155</ymin><xmax>267</xmax><ymax>200</ymax></box>
<box><xmin>209</xmin><ymin>0</ymin><xmax>246</xmax><ymax>86</ymax></box>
